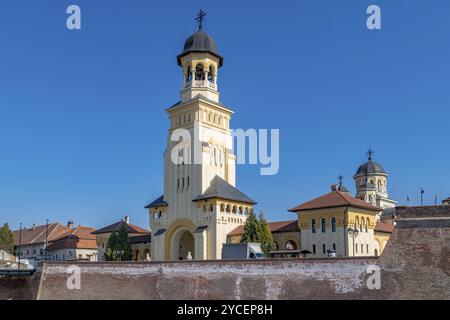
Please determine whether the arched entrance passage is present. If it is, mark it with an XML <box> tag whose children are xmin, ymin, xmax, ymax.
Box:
<box><xmin>172</xmin><ymin>230</ymin><xmax>195</xmax><ymax>261</ymax></box>
<box><xmin>164</xmin><ymin>219</ymin><xmax>197</xmax><ymax>261</ymax></box>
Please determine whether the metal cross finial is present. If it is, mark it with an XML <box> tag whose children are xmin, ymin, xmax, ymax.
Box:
<box><xmin>367</xmin><ymin>148</ymin><xmax>374</xmax><ymax>161</ymax></box>
<box><xmin>338</xmin><ymin>175</ymin><xmax>344</xmax><ymax>186</ymax></box>
<box><xmin>195</xmin><ymin>9</ymin><xmax>207</xmax><ymax>30</ymax></box>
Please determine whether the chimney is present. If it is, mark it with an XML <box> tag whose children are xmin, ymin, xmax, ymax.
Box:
<box><xmin>124</xmin><ymin>216</ymin><xmax>130</xmax><ymax>224</ymax></box>
<box><xmin>67</xmin><ymin>221</ymin><xmax>74</xmax><ymax>229</ymax></box>
<box><xmin>32</xmin><ymin>223</ymin><xmax>36</xmax><ymax>230</ymax></box>
<box><xmin>331</xmin><ymin>185</ymin><xmax>338</xmax><ymax>192</ymax></box>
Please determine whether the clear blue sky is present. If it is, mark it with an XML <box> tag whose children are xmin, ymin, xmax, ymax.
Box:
<box><xmin>1</xmin><ymin>0</ymin><xmax>449</xmax><ymax>231</ymax></box>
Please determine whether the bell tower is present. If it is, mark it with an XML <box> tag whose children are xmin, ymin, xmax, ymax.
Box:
<box><xmin>354</xmin><ymin>149</ymin><xmax>397</xmax><ymax>210</ymax></box>
<box><xmin>177</xmin><ymin>10</ymin><xmax>223</xmax><ymax>103</ymax></box>
<box><xmin>146</xmin><ymin>11</ymin><xmax>255</xmax><ymax>262</ymax></box>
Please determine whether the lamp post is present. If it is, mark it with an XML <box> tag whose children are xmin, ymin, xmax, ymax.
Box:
<box><xmin>45</xmin><ymin>219</ymin><xmax>49</xmax><ymax>261</ymax></box>
<box><xmin>18</xmin><ymin>223</ymin><xmax>22</xmax><ymax>270</ymax></box>
<box><xmin>347</xmin><ymin>227</ymin><xmax>359</xmax><ymax>257</ymax></box>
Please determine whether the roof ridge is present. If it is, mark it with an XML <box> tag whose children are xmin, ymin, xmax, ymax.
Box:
<box><xmin>335</xmin><ymin>190</ymin><xmax>353</xmax><ymax>205</ymax></box>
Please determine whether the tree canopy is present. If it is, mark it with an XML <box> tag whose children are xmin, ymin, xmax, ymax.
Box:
<box><xmin>104</xmin><ymin>225</ymin><xmax>133</xmax><ymax>261</ymax></box>
<box><xmin>241</xmin><ymin>211</ymin><xmax>274</xmax><ymax>256</ymax></box>
<box><xmin>0</xmin><ymin>223</ymin><xmax>15</xmax><ymax>254</ymax></box>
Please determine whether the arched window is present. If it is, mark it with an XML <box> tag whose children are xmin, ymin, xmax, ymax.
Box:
<box><xmin>285</xmin><ymin>241</ymin><xmax>297</xmax><ymax>250</ymax></box>
<box><xmin>186</xmin><ymin>66</ymin><xmax>192</xmax><ymax>83</ymax></box>
<box><xmin>355</xmin><ymin>244</ymin><xmax>358</xmax><ymax>254</ymax></box>
<box><xmin>153</xmin><ymin>211</ymin><xmax>158</xmax><ymax>220</ymax></box>
<box><xmin>195</xmin><ymin>64</ymin><xmax>205</xmax><ymax>80</ymax></box>
<box><xmin>321</xmin><ymin>218</ymin><xmax>326</xmax><ymax>233</ymax></box>
<box><xmin>331</xmin><ymin>217</ymin><xmax>336</xmax><ymax>232</ymax></box>
<box><xmin>377</xmin><ymin>180</ymin><xmax>382</xmax><ymax>192</ymax></box>
<box><xmin>232</xmin><ymin>206</ymin><xmax>237</xmax><ymax>214</ymax></box>
<box><xmin>226</xmin><ymin>205</ymin><xmax>231</xmax><ymax>213</ymax></box>
<box><xmin>208</xmin><ymin>65</ymin><xmax>214</xmax><ymax>83</ymax></box>
<box><xmin>158</xmin><ymin>211</ymin><xmax>162</xmax><ymax>218</ymax></box>
<box><xmin>210</xmin><ymin>204</ymin><xmax>214</xmax><ymax>212</ymax></box>
<box><xmin>374</xmin><ymin>249</ymin><xmax>379</xmax><ymax>257</ymax></box>
<box><xmin>355</xmin><ymin>216</ymin><xmax>360</xmax><ymax>229</ymax></box>
<box><xmin>366</xmin><ymin>218</ymin><xmax>369</xmax><ymax>232</ymax></box>
<box><xmin>311</xmin><ymin>219</ymin><xmax>316</xmax><ymax>234</ymax></box>
<box><xmin>220</xmin><ymin>204</ymin><xmax>225</xmax><ymax>212</ymax></box>
<box><xmin>203</xmin><ymin>205</ymin><xmax>207</xmax><ymax>213</ymax></box>
<box><xmin>361</xmin><ymin>244</ymin><xmax>364</xmax><ymax>254</ymax></box>
<box><xmin>239</xmin><ymin>207</ymin><xmax>243</xmax><ymax>215</ymax></box>
<box><xmin>273</xmin><ymin>241</ymin><xmax>279</xmax><ymax>251</ymax></box>
<box><xmin>366</xmin><ymin>244</ymin><xmax>369</xmax><ymax>254</ymax></box>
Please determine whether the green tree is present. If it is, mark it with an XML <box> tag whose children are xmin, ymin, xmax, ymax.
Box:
<box><xmin>240</xmin><ymin>211</ymin><xmax>259</xmax><ymax>243</ymax></box>
<box><xmin>104</xmin><ymin>225</ymin><xmax>133</xmax><ymax>261</ymax></box>
<box><xmin>257</xmin><ymin>212</ymin><xmax>274</xmax><ymax>256</ymax></box>
<box><xmin>240</xmin><ymin>211</ymin><xmax>274</xmax><ymax>256</ymax></box>
<box><xmin>0</xmin><ymin>223</ymin><xmax>15</xmax><ymax>254</ymax></box>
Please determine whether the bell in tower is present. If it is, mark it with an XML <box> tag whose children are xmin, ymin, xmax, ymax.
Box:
<box><xmin>177</xmin><ymin>10</ymin><xmax>223</xmax><ymax>103</ymax></box>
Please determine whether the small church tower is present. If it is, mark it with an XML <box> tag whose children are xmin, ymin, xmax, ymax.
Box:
<box><xmin>354</xmin><ymin>149</ymin><xmax>397</xmax><ymax>210</ymax></box>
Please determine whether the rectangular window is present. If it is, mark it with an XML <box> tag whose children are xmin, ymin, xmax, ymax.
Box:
<box><xmin>322</xmin><ymin>244</ymin><xmax>326</xmax><ymax>254</ymax></box>
<box><xmin>333</xmin><ymin>243</ymin><xmax>336</xmax><ymax>251</ymax></box>
<box><xmin>311</xmin><ymin>219</ymin><xmax>316</xmax><ymax>234</ymax></box>
<box><xmin>312</xmin><ymin>245</ymin><xmax>316</xmax><ymax>254</ymax></box>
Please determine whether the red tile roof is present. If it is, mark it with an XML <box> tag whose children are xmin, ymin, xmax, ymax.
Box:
<box><xmin>228</xmin><ymin>220</ymin><xmax>299</xmax><ymax>237</ymax></box>
<box><xmin>46</xmin><ymin>226</ymin><xmax>98</xmax><ymax>250</ymax></box>
<box><xmin>13</xmin><ymin>223</ymin><xmax>71</xmax><ymax>246</ymax></box>
<box><xmin>289</xmin><ymin>191</ymin><xmax>381</xmax><ymax>212</ymax></box>
<box><xmin>375</xmin><ymin>221</ymin><xmax>395</xmax><ymax>233</ymax></box>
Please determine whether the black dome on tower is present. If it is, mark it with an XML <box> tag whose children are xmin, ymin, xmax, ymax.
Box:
<box><xmin>355</xmin><ymin>161</ymin><xmax>386</xmax><ymax>176</ymax></box>
<box><xmin>177</xmin><ymin>10</ymin><xmax>223</xmax><ymax>67</ymax></box>
<box><xmin>354</xmin><ymin>149</ymin><xmax>387</xmax><ymax>176</ymax></box>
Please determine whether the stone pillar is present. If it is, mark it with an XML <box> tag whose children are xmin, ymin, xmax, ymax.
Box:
<box><xmin>194</xmin><ymin>230</ymin><xmax>207</xmax><ymax>260</ymax></box>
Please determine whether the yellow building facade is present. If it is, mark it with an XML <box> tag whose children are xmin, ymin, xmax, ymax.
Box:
<box><xmin>289</xmin><ymin>185</ymin><xmax>383</xmax><ymax>257</ymax></box>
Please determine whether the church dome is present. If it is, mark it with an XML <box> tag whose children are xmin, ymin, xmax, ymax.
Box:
<box><xmin>177</xmin><ymin>30</ymin><xmax>223</xmax><ymax>67</ymax></box>
<box><xmin>355</xmin><ymin>160</ymin><xmax>386</xmax><ymax>176</ymax></box>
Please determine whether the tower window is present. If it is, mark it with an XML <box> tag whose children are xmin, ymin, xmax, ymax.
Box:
<box><xmin>208</xmin><ymin>65</ymin><xmax>214</xmax><ymax>83</ymax></box>
<box><xmin>195</xmin><ymin>64</ymin><xmax>205</xmax><ymax>80</ymax></box>
<box><xmin>186</xmin><ymin>66</ymin><xmax>192</xmax><ymax>83</ymax></box>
